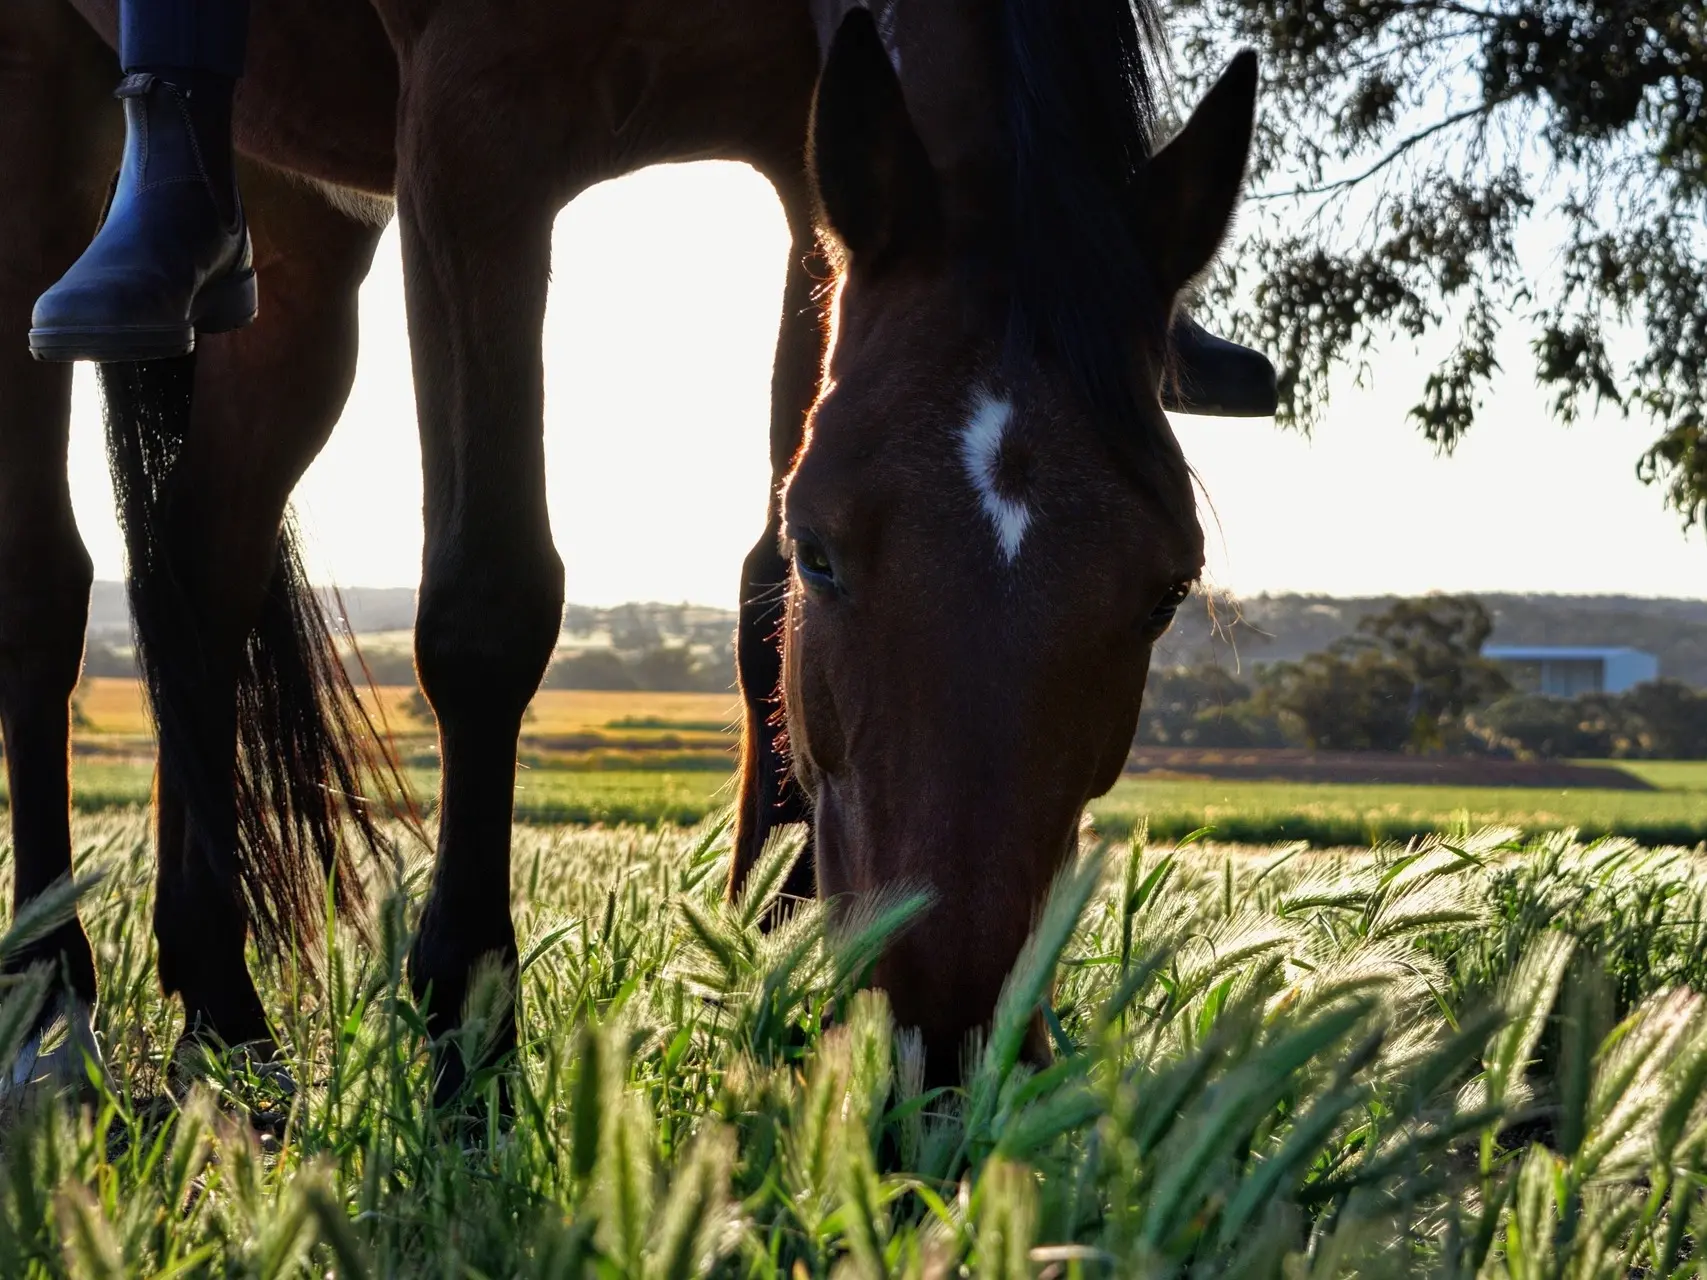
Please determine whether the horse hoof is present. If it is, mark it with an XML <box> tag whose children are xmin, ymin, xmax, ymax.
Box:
<box><xmin>168</xmin><ymin>1035</ymin><xmax>297</xmax><ymax>1129</ymax></box>
<box><xmin>0</xmin><ymin>999</ymin><xmax>103</xmax><ymax>1110</ymax></box>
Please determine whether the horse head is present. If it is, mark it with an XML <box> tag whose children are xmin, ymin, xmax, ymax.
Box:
<box><xmin>777</xmin><ymin>6</ymin><xmax>1266</xmax><ymax>1076</ymax></box>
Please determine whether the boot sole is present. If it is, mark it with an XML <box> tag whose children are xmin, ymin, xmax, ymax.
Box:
<box><xmin>28</xmin><ymin>269</ymin><xmax>258</xmax><ymax>364</ymax></box>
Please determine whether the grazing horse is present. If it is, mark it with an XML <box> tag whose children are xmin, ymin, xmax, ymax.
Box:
<box><xmin>786</xmin><ymin>5</ymin><xmax>1264</xmax><ymax>1074</ymax></box>
<box><xmin>0</xmin><ymin>0</ymin><xmax>1272</xmax><ymax>1095</ymax></box>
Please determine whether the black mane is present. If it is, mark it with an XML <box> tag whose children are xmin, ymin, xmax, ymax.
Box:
<box><xmin>999</xmin><ymin>0</ymin><xmax>1181</xmax><ymax>473</ymax></box>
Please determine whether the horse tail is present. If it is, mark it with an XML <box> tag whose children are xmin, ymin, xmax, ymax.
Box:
<box><xmin>99</xmin><ymin>355</ymin><xmax>420</xmax><ymax>964</ymax></box>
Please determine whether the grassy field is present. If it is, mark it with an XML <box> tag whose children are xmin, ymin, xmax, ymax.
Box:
<box><xmin>498</xmin><ymin>767</ymin><xmax>1707</xmax><ymax>844</ymax></box>
<box><xmin>29</xmin><ymin>756</ymin><xmax>1707</xmax><ymax>845</ymax></box>
<box><xmin>1094</xmin><ymin>770</ymin><xmax>1707</xmax><ymax>845</ymax></box>
<box><xmin>6</xmin><ymin>814</ymin><xmax>1707</xmax><ymax>1274</ymax></box>
<box><xmin>35</xmin><ymin>679</ymin><xmax>1707</xmax><ymax>842</ymax></box>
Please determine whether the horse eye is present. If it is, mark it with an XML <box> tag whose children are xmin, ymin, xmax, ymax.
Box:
<box><xmin>1148</xmin><ymin>581</ymin><xmax>1194</xmax><ymax>626</ymax></box>
<box><xmin>794</xmin><ymin>536</ymin><xmax>836</xmax><ymax>590</ymax></box>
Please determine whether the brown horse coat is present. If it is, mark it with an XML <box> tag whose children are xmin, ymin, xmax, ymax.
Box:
<box><xmin>0</xmin><ymin>0</ymin><xmax>1264</xmax><ymax>1092</ymax></box>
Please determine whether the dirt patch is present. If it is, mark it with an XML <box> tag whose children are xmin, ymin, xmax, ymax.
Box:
<box><xmin>1125</xmin><ymin>748</ymin><xmax>1655</xmax><ymax>791</ymax></box>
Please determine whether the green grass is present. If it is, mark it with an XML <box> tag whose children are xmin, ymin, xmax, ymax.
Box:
<box><xmin>505</xmin><ymin>766</ymin><xmax>738</xmax><ymax>825</ymax></box>
<box><xmin>1597</xmin><ymin>758</ymin><xmax>1707</xmax><ymax>791</ymax></box>
<box><xmin>1095</xmin><ymin>773</ymin><xmax>1707</xmax><ymax>846</ymax></box>
<box><xmin>48</xmin><ymin>762</ymin><xmax>157</xmax><ymax>810</ymax></box>
<box><xmin>0</xmin><ymin>764</ymin><xmax>741</xmax><ymax>826</ymax></box>
<box><xmin>14</xmin><ymin>759</ymin><xmax>1707</xmax><ymax>845</ymax></box>
<box><xmin>8</xmin><ymin>815</ymin><xmax>1707</xmax><ymax>1275</ymax></box>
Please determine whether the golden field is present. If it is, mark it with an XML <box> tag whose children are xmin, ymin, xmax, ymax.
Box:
<box><xmin>77</xmin><ymin>677</ymin><xmax>740</xmax><ymax>741</ymax></box>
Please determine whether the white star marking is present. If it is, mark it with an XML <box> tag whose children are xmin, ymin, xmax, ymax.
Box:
<box><xmin>960</xmin><ymin>393</ymin><xmax>1031</xmax><ymax>563</ymax></box>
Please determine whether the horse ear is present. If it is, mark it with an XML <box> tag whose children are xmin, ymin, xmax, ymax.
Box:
<box><xmin>1142</xmin><ymin>50</ymin><xmax>1259</xmax><ymax>302</ymax></box>
<box><xmin>810</xmin><ymin>7</ymin><xmax>941</xmax><ymax>263</ymax></box>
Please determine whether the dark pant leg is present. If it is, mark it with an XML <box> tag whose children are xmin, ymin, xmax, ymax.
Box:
<box><xmin>119</xmin><ymin>0</ymin><xmax>248</xmax><ymax>77</ymax></box>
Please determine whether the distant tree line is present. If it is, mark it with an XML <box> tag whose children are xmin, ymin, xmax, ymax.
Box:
<box><xmin>538</xmin><ymin>646</ymin><xmax>733</xmax><ymax>694</ymax></box>
<box><xmin>334</xmin><ymin>599</ymin><xmax>740</xmax><ymax>693</ymax></box>
<box><xmin>81</xmin><ymin>638</ymin><xmax>137</xmax><ymax>679</ymax></box>
<box><xmin>1155</xmin><ymin>592</ymin><xmax>1707</xmax><ymax>689</ymax></box>
<box><xmin>1143</xmin><ymin>594</ymin><xmax>1707</xmax><ymax>761</ymax></box>
<box><xmin>1469</xmin><ymin>683</ymin><xmax>1707</xmax><ymax>762</ymax></box>
<box><xmin>544</xmin><ymin>602</ymin><xmax>736</xmax><ymax>692</ymax></box>
<box><xmin>341</xmin><ymin>642</ymin><xmax>734</xmax><ymax>695</ymax></box>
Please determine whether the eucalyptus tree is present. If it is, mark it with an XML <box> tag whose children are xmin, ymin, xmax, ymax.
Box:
<box><xmin>1175</xmin><ymin>1</ymin><xmax>1706</xmax><ymax>522</ymax></box>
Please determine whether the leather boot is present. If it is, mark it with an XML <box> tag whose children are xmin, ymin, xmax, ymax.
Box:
<box><xmin>29</xmin><ymin>72</ymin><xmax>256</xmax><ymax>362</ymax></box>
<box><xmin>1164</xmin><ymin>314</ymin><xmax>1280</xmax><ymax>417</ymax></box>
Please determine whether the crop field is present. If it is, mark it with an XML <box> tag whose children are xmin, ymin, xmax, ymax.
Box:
<box><xmin>74</xmin><ymin>679</ymin><xmax>743</xmax><ymax>751</ymax></box>
<box><xmin>26</xmin><ymin>680</ymin><xmax>1707</xmax><ymax>843</ymax></box>
<box><xmin>32</xmin><ymin>757</ymin><xmax>1707</xmax><ymax>843</ymax></box>
<box><xmin>8</xmin><ymin>813</ymin><xmax>1707</xmax><ymax>1275</ymax></box>
<box><xmin>1093</xmin><ymin>770</ymin><xmax>1707</xmax><ymax>847</ymax></box>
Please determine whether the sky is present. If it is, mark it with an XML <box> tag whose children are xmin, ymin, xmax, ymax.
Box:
<box><xmin>64</xmin><ymin>160</ymin><xmax>1706</xmax><ymax>609</ymax></box>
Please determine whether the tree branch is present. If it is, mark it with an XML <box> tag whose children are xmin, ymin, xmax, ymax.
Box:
<box><xmin>1252</xmin><ymin>99</ymin><xmax>1509</xmax><ymax>200</ymax></box>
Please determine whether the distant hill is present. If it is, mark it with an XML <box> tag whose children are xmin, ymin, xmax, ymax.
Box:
<box><xmin>81</xmin><ymin>589</ymin><xmax>745</xmax><ymax>688</ymax></box>
<box><xmin>1155</xmin><ymin>593</ymin><xmax>1707</xmax><ymax>687</ymax></box>
<box><xmin>83</xmin><ymin>585</ymin><xmax>1707</xmax><ymax>688</ymax></box>
<box><xmin>87</xmin><ymin>581</ymin><xmax>130</xmax><ymax>634</ymax></box>
<box><xmin>88</xmin><ymin>582</ymin><xmax>422</xmax><ymax>638</ymax></box>
<box><xmin>90</xmin><ymin>586</ymin><xmax>743</xmax><ymax>641</ymax></box>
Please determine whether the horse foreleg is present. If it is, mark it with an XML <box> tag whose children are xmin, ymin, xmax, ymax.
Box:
<box><xmin>731</xmin><ymin>172</ymin><xmax>827</xmax><ymax>905</ymax></box>
<box><xmin>393</xmin><ymin>40</ymin><xmax>565</xmax><ymax>1104</ymax></box>
<box><xmin>0</xmin><ymin>0</ymin><xmax>119</xmax><ymax>1090</ymax></box>
<box><xmin>146</xmin><ymin>162</ymin><xmax>386</xmax><ymax>1058</ymax></box>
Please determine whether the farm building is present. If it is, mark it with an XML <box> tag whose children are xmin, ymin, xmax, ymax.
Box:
<box><xmin>1481</xmin><ymin>645</ymin><xmax>1659</xmax><ymax>697</ymax></box>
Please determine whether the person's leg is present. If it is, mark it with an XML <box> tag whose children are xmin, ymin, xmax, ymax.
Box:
<box><xmin>119</xmin><ymin>0</ymin><xmax>247</xmax><ymax>225</ymax></box>
<box><xmin>29</xmin><ymin>0</ymin><xmax>254</xmax><ymax>363</ymax></box>
<box><xmin>119</xmin><ymin>0</ymin><xmax>248</xmax><ymax>77</ymax></box>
